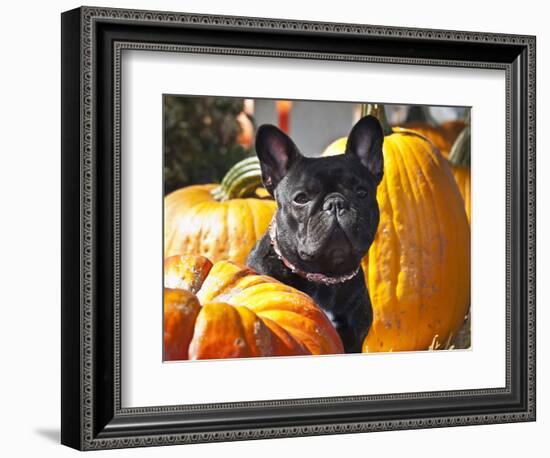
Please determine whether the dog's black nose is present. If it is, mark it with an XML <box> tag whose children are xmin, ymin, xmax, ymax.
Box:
<box><xmin>323</xmin><ymin>193</ymin><xmax>348</xmax><ymax>214</ymax></box>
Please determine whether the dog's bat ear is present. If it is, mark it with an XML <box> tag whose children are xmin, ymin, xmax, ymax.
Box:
<box><xmin>345</xmin><ymin>115</ymin><xmax>384</xmax><ymax>184</ymax></box>
<box><xmin>255</xmin><ymin>124</ymin><xmax>301</xmax><ymax>195</ymax></box>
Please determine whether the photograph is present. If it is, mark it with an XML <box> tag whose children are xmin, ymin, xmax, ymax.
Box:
<box><xmin>162</xmin><ymin>96</ymin><xmax>472</xmax><ymax>361</ymax></box>
<box><xmin>57</xmin><ymin>4</ymin><xmax>536</xmax><ymax>451</ymax></box>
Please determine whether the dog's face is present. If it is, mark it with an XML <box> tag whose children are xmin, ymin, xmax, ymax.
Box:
<box><xmin>255</xmin><ymin>116</ymin><xmax>384</xmax><ymax>277</ymax></box>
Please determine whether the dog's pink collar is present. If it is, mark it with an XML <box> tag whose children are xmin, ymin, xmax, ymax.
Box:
<box><xmin>268</xmin><ymin>219</ymin><xmax>360</xmax><ymax>286</ymax></box>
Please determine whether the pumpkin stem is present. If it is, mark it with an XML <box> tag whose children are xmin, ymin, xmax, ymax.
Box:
<box><xmin>448</xmin><ymin>123</ymin><xmax>471</xmax><ymax>167</ymax></box>
<box><xmin>211</xmin><ymin>157</ymin><xmax>264</xmax><ymax>201</ymax></box>
<box><xmin>447</xmin><ymin>109</ymin><xmax>470</xmax><ymax>166</ymax></box>
<box><xmin>361</xmin><ymin>104</ymin><xmax>393</xmax><ymax>137</ymax></box>
<box><xmin>463</xmin><ymin>109</ymin><xmax>471</xmax><ymax>126</ymax></box>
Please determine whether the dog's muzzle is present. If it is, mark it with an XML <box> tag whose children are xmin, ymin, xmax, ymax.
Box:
<box><xmin>268</xmin><ymin>218</ymin><xmax>360</xmax><ymax>285</ymax></box>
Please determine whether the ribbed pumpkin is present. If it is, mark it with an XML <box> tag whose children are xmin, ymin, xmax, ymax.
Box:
<box><xmin>323</xmin><ymin>105</ymin><xmax>470</xmax><ymax>352</ymax></box>
<box><xmin>164</xmin><ymin>158</ymin><xmax>277</xmax><ymax>264</ymax></box>
<box><xmin>448</xmin><ymin>125</ymin><xmax>471</xmax><ymax>224</ymax></box>
<box><xmin>164</xmin><ymin>255</ymin><xmax>344</xmax><ymax>360</ymax></box>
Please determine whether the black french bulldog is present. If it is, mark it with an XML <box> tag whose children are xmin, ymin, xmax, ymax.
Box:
<box><xmin>247</xmin><ymin>115</ymin><xmax>384</xmax><ymax>353</ymax></box>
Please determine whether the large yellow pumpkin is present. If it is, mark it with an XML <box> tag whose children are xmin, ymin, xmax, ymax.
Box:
<box><xmin>164</xmin><ymin>158</ymin><xmax>277</xmax><ymax>264</ymax></box>
<box><xmin>323</xmin><ymin>106</ymin><xmax>470</xmax><ymax>352</ymax></box>
<box><xmin>163</xmin><ymin>255</ymin><xmax>344</xmax><ymax>360</ymax></box>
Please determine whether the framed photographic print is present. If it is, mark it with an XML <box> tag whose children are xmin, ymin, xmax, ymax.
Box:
<box><xmin>61</xmin><ymin>6</ymin><xmax>536</xmax><ymax>450</ymax></box>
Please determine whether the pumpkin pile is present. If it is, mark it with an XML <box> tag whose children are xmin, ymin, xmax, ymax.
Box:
<box><xmin>164</xmin><ymin>255</ymin><xmax>344</xmax><ymax>360</ymax></box>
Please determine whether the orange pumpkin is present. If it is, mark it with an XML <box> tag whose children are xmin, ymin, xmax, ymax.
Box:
<box><xmin>402</xmin><ymin>108</ymin><xmax>465</xmax><ymax>158</ymax></box>
<box><xmin>440</xmin><ymin>119</ymin><xmax>466</xmax><ymax>145</ymax></box>
<box><xmin>164</xmin><ymin>158</ymin><xmax>277</xmax><ymax>264</ymax></box>
<box><xmin>163</xmin><ymin>255</ymin><xmax>344</xmax><ymax>360</ymax></box>
<box><xmin>324</xmin><ymin>105</ymin><xmax>470</xmax><ymax>352</ymax></box>
<box><xmin>402</xmin><ymin>122</ymin><xmax>452</xmax><ymax>157</ymax></box>
<box><xmin>404</xmin><ymin>120</ymin><xmax>466</xmax><ymax>157</ymax></box>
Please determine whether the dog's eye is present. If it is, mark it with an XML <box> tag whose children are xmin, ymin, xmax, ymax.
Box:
<box><xmin>293</xmin><ymin>192</ymin><xmax>310</xmax><ymax>204</ymax></box>
<box><xmin>356</xmin><ymin>188</ymin><xmax>368</xmax><ymax>198</ymax></box>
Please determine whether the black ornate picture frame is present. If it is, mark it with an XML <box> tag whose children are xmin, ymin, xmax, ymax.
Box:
<box><xmin>61</xmin><ymin>6</ymin><xmax>536</xmax><ymax>451</ymax></box>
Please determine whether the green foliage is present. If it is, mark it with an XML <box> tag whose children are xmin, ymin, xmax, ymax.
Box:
<box><xmin>164</xmin><ymin>95</ymin><xmax>252</xmax><ymax>194</ymax></box>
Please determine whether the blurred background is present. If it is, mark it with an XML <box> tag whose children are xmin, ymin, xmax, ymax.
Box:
<box><xmin>163</xmin><ymin>95</ymin><xmax>468</xmax><ymax>194</ymax></box>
